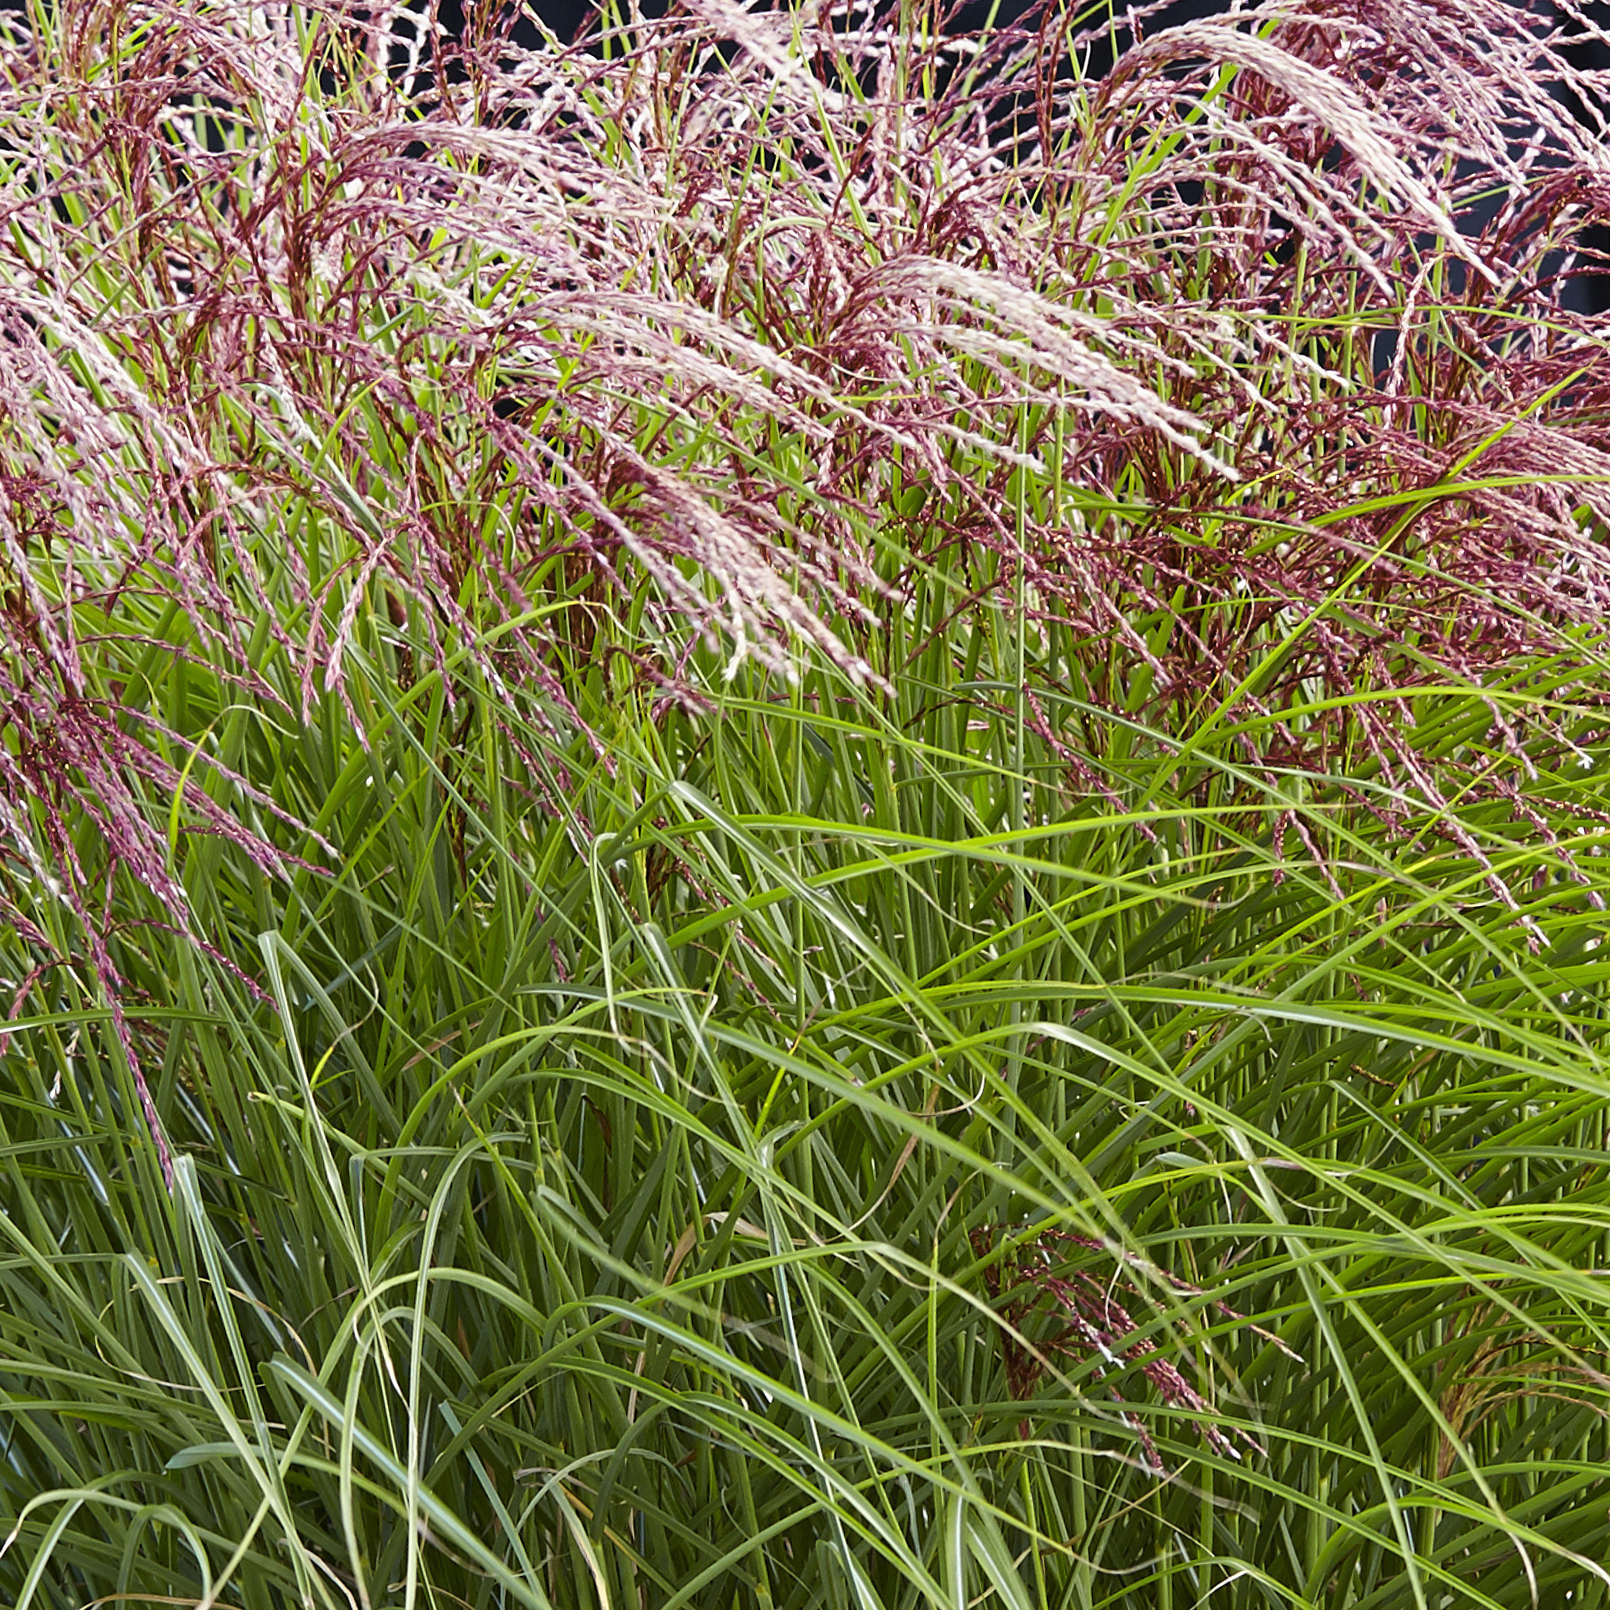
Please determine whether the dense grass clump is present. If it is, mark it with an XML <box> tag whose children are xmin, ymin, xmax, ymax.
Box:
<box><xmin>3</xmin><ymin>0</ymin><xmax>1610</xmax><ymax>1604</ymax></box>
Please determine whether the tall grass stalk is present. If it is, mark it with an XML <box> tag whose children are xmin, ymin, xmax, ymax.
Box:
<box><xmin>2</xmin><ymin>0</ymin><xmax>1610</xmax><ymax>1604</ymax></box>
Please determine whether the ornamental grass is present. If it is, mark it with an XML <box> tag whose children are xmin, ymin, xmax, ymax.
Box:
<box><xmin>3</xmin><ymin>0</ymin><xmax>1610</xmax><ymax>1605</ymax></box>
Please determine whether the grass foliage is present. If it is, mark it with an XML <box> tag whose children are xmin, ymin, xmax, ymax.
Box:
<box><xmin>4</xmin><ymin>0</ymin><xmax>1610</xmax><ymax>1603</ymax></box>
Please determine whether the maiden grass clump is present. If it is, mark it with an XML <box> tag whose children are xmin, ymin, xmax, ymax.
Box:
<box><xmin>3</xmin><ymin>0</ymin><xmax>1610</xmax><ymax>1604</ymax></box>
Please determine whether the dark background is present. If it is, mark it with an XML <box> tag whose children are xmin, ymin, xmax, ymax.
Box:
<box><xmin>429</xmin><ymin>0</ymin><xmax>1609</xmax><ymax>72</ymax></box>
<box><xmin>419</xmin><ymin>0</ymin><xmax>1610</xmax><ymax>313</ymax></box>
<box><xmin>2</xmin><ymin>0</ymin><xmax>1604</xmax><ymax>308</ymax></box>
<box><xmin>440</xmin><ymin>0</ymin><xmax>1245</xmax><ymax>55</ymax></box>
